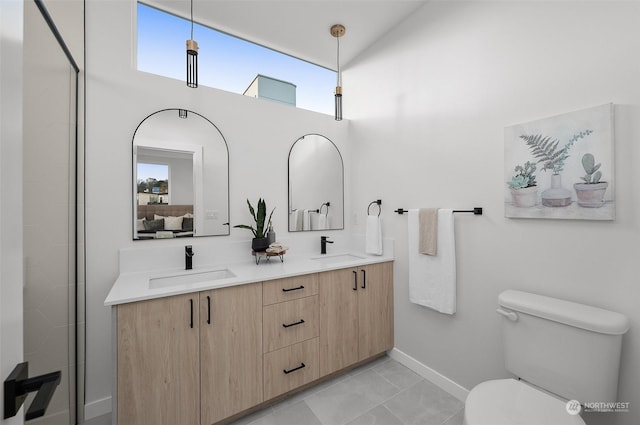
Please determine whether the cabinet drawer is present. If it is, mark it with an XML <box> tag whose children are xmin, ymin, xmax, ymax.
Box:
<box><xmin>263</xmin><ymin>274</ymin><xmax>318</xmax><ymax>305</ymax></box>
<box><xmin>264</xmin><ymin>338</ymin><xmax>319</xmax><ymax>401</ymax></box>
<box><xmin>263</xmin><ymin>296</ymin><xmax>318</xmax><ymax>353</ymax></box>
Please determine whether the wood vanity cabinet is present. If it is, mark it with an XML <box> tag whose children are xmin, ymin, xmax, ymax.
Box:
<box><xmin>200</xmin><ymin>283</ymin><xmax>263</xmax><ymax>425</ymax></box>
<box><xmin>116</xmin><ymin>262</ymin><xmax>392</xmax><ymax>424</ymax></box>
<box><xmin>117</xmin><ymin>293</ymin><xmax>200</xmax><ymax>425</ymax></box>
<box><xmin>319</xmin><ymin>262</ymin><xmax>394</xmax><ymax>376</ymax></box>
<box><xmin>117</xmin><ymin>283</ymin><xmax>263</xmax><ymax>425</ymax></box>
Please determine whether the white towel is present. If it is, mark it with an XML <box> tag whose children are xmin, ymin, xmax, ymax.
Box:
<box><xmin>318</xmin><ymin>213</ymin><xmax>328</xmax><ymax>230</ymax></box>
<box><xmin>408</xmin><ymin>209</ymin><xmax>456</xmax><ymax>314</ymax></box>
<box><xmin>365</xmin><ymin>216</ymin><xmax>383</xmax><ymax>255</ymax></box>
<box><xmin>291</xmin><ymin>209</ymin><xmax>302</xmax><ymax>231</ymax></box>
<box><xmin>303</xmin><ymin>209</ymin><xmax>311</xmax><ymax>231</ymax></box>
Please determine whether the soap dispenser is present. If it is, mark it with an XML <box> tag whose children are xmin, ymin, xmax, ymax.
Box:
<box><xmin>266</xmin><ymin>224</ymin><xmax>276</xmax><ymax>245</ymax></box>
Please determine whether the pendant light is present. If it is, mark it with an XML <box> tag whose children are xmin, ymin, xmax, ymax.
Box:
<box><xmin>186</xmin><ymin>0</ymin><xmax>198</xmax><ymax>88</ymax></box>
<box><xmin>330</xmin><ymin>24</ymin><xmax>345</xmax><ymax>121</ymax></box>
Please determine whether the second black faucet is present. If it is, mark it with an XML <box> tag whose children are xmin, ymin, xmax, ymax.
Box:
<box><xmin>320</xmin><ymin>236</ymin><xmax>333</xmax><ymax>255</ymax></box>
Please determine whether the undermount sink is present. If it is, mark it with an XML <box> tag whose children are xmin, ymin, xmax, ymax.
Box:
<box><xmin>311</xmin><ymin>253</ymin><xmax>365</xmax><ymax>264</ymax></box>
<box><xmin>149</xmin><ymin>268</ymin><xmax>235</xmax><ymax>289</ymax></box>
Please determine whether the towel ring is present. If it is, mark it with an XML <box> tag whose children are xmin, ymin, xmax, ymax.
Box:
<box><xmin>367</xmin><ymin>200</ymin><xmax>382</xmax><ymax>217</ymax></box>
<box><xmin>319</xmin><ymin>202</ymin><xmax>330</xmax><ymax>215</ymax></box>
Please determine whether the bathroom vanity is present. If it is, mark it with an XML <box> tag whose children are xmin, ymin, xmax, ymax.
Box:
<box><xmin>106</xmin><ymin>251</ymin><xmax>393</xmax><ymax>425</ymax></box>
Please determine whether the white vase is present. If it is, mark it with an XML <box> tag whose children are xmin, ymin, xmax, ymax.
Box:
<box><xmin>510</xmin><ymin>186</ymin><xmax>538</xmax><ymax>208</ymax></box>
<box><xmin>542</xmin><ymin>174</ymin><xmax>572</xmax><ymax>207</ymax></box>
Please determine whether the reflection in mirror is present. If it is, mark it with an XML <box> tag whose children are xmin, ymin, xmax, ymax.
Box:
<box><xmin>133</xmin><ymin>109</ymin><xmax>229</xmax><ymax>239</ymax></box>
<box><xmin>288</xmin><ymin>134</ymin><xmax>344</xmax><ymax>231</ymax></box>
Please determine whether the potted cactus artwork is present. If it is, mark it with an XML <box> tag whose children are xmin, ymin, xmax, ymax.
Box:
<box><xmin>574</xmin><ymin>153</ymin><xmax>609</xmax><ymax>207</ymax></box>
<box><xmin>508</xmin><ymin>161</ymin><xmax>538</xmax><ymax>207</ymax></box>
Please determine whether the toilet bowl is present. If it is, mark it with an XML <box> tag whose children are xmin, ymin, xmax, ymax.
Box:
<box><xmin>464</xmin><ymin>378</ymin><xmax>585</xmax><ymax>425</ymax></box>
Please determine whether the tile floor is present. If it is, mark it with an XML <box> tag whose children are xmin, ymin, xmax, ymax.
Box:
<box><xmin>230</xmin><ymin>356</ymin><xmax>464</xmax><ymax>425</ymax></box>
<box><xmin>81</xmin><ymin>356</ymin><xmax>465</xmax><ymax>425</ymax></box>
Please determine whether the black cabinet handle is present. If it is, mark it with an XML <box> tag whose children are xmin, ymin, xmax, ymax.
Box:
<box><xmin>206</xmin><ymin>295</ymin><xmax>211</xmax><ymax>324</ymax></box>
<box><xmin>283</xmin><ymin>362</ymin><xmax>306</xmax><ymax>375</ymax></box>
<box><xmin>189</xmin><ymin>299</ymin><xmax>193</xmax><ymax>328</ymax></box>
<box><xmin>361</xmin><ymin>269</ymin><xmax>366</xmax><ymax>289</ymax></box>
<box><xmin>352</xmin><ymin>270</ymin><xmax>357</xmax><ymax>291</ymax></box>
<box><xmin>282</xmin><ymin>285</ymin><xmax>304</xmax><ymax>292</ymax></box>
<box><xmin>282</xmin><ymin>319</ymin><xmax>305</xmax><ymax>328</ymax></box>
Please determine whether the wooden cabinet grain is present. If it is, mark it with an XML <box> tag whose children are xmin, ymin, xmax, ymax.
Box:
<box><xmin>319</xmin><ymin>262</ymin><xmax>394</xmax><ymax>376</ymax></box>
<box><xmin>117</xmin><ymin>283</ymin><xmax>263</xmax><ymax>425</ymax></box>
<box><xmin>200</xmin><ymin>283</ymin><xmax>263</xmax><ymax>425</ymax></box>
<box><xmin>117</xmin><ymin>294</ymin><xmax>200</xmax><ymax>425</ymax></box>
<box><xmin>116</xmin><ymin>261</ymin><xmax>392</xmax><ymax>424</ymax></box>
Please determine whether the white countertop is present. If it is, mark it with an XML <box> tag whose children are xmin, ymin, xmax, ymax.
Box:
<box><xmin>104</xmin><ymin>250</ymin><xmax>394</xmax><ymax>306</ymax></box>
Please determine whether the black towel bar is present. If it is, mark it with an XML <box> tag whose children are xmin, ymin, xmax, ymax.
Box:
<box><xmin>394</xmin><ymin>207</ymin><xmax>483</xmax><ymax>215</ymax></box>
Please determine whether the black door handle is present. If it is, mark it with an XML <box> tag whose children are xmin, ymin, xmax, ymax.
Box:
<box><xmin>4</xmin><ymin>362</ymin><xmax>61</xmax><ymax>420</ymax></box>
<box><xmin>189</xmin><ymin>299</ymin><xmax>194</xmax><ymax>328</ymax></box>
<box><xmin>283</xmin><ymin>362</ymin><xmax>306</xmax><ymax>374</ymax></box>
<box><xmin>282</xmin><ymin>319</ymin><xmax>305</xmax><ymax>328</ymax></box>
<box><xmin>352</xmin><ymin>270</ymin><xmax>357</xmax><ymax>291</ymax></box>
<box><xmin>282</xmin><ymin>285</ymin><xmax>304</xmax><ymax>292</ymax></box>
<box><xmin>361</xmin><ymin>269</ymin><xmax>366</xmax><ymax>289</ymax></box>
<box><xmin>207</xmin><ymin>295</ymin><xmax>211</xmax><ymax>324</ymax></box>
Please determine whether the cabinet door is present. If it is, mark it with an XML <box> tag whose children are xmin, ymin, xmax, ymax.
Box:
<box><xmin>200</xmin><ymin>283</ymin><xmax>263</xmax><ymax>425</ymax></box>
<box><xmin>358</xmin><ymin>262</ymin><xmax>394</xmax><ymax>360</ymax></box>
<box><xmin>319</xmin><ymin>268</ymin><xmax>359</xmax><ymax>376</ymax></box>
<box><xmin>117</xmin><ymin>294</ymin><xmax>200</xmax><ymax>425</ymax></box>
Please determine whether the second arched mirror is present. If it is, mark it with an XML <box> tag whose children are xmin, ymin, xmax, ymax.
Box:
<box><xmin>288</xmin><ymin>134</ymin><xmax>344</xmax><ymax>231</ymax></box>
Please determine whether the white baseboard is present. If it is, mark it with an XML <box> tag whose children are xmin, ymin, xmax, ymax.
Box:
<box><xmin>84</xmin><ymin>396</ymin><xmax>112</xmax><ymax>420</ymax></box>
<box><xmin>388</xmin><ymin>347</ymin><xmax>470</xmax><ymax>402</ymax></box>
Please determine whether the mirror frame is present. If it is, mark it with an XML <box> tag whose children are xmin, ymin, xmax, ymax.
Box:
<box><xmin>132</xmin><ymin>108</ymin><xmax>230</xmax><ymax>240</ymax></box>
<box><xmin>287</xmin><ymin>133</ymin><xmax>344</xmax><ymax>232</ymax></box>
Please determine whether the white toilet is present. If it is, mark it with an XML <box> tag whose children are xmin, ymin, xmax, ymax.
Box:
<box><xmin>464</xmin><ymin>290</ymin><xmax>630</xmax><ymax>425</ymax></box>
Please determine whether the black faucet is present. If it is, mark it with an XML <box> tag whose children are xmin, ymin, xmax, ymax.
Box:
<box><xmin>185</xmin><ymin>245</ymin><xmax>194</xmax><ymax>270</ymax></box>
<box><xmin>320</xmin><ymin>236</ymin><xmax>333</xmax><ymax>255</ymax></box>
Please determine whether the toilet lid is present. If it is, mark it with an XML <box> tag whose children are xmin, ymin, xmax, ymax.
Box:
<box><xmin>465</xmin><ymin>379</ymin><xmax>586</xmax><ymax>425</ymax></box>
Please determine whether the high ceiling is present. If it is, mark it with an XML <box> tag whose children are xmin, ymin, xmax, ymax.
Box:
<box><xmin>142</xmin><ymin>0</ymin><xmax>427</xmax><ymax>70</ymax></box>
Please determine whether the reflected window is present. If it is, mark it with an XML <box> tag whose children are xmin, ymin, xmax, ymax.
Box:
<box><xmin>137</xmin><ymin>162</ymin><xmax>169</xmax><ymax>205</ymax></box>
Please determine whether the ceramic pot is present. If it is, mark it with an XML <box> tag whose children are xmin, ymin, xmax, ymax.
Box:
<box><xmin>574</xmin><ymin>182</ymin><xmax>608</xmax><ymax>208</ymax></box>
<box><xmin>542</xmin><ymin>174</ymin><xmax>572</xmax><ymax>207</ymax></box>
<box><xmin>251</xmin><ymin>237</ymin><xmax>270</xmax><ymax>252</ymax></box>
<box><xmin>510</xmin><ymin>186</ymin><xmax>538</xmax><ymax>208</ymax></box>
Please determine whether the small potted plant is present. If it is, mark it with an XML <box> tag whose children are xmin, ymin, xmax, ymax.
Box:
<box><xmin>234</xmin><ymin>198</ymin><xmax>275</xmax><ymax>252</ymax></box>
<box><xmin>574</xmin><ymin>153</ymin><xmax>608</xmax><ymax>208</ymax></box>
<box><xmin>508</xmin><ymin>161</ymin><xmax>538</xmax><ymax>208</ymax></box>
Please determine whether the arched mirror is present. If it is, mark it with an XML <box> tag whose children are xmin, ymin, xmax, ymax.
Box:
<box><xmin>132</xmin><ymin>109</ymin><xmax>229</xmax><ymax>239</ymax></box>
<box><xmin>288</xmin><ymin>134</ymin><xmax>344</xmax><ymax>231</ymax></box>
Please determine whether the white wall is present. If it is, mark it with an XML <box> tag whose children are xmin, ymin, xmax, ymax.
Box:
<box><xmin>347</xmin><ymin>2</ymin><xmax>639</xmax><ymax>425</ymax></box>
<box><xmin>84</xmin><ymin>0</ymin><xmax>348</xmax><ymax>417</ymax></box>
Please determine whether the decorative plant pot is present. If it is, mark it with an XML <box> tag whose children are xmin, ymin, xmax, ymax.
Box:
<box><xmin>251</xmin><ymin>237</ymin><xmax>270</xmax><ymax>252</ymax></box>
<box><xmin>510</xmin><ymin>186</ymin><xmax>538</xmax><ymax>208</ymax></box>
<box><xmin>574</xmin><ymin>182</ymin><xmax>608</xmax><ymax>208</ymax></box>
<box><xmin>542</xmin><ymin>174</ymin><xmax>572</xmax><ymax>207</ymax></box>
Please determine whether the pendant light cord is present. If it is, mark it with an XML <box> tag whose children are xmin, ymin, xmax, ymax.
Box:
<box><xmin>336</xmin><ymin>36</ymin><xmax>341</xmax><ymax>87</ymax></box>
<box><xmin>190</xmin><ymin>0</ymin><xmax>194</xmax><ymax>40</ymax></box>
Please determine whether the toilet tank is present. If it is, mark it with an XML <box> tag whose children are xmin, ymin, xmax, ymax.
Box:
<box><xmin>498</xmin><ymin>290</ymin><xmax>629</xmax><ymax>404</ymax></box>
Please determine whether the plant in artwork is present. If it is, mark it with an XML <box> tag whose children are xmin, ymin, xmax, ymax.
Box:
<box><xmin>507</xmin><ymin>161</ymin><xmax>538</xmax><ymax>208</ymax></box>
<box><xmin>519</xmin><ymin>129</ymin><xmax>593</xmax><ymax>174</ymax></box>
<box><xmin>508</xmin><ymin>161</ymin><xmax>537</xmax><ymax>190</ymax></box>
<box><xmin>580</xmin><ymin>153</ymin><xmax>602</xmax><ymax>184</ymax></box>
<box><xmin>574</xmin><ymin>153</ymin><xmax>608</xmax><ymax>208</ymax></box>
